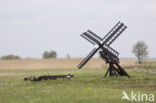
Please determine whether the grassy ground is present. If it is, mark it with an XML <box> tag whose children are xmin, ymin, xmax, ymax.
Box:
<box><xmin>0</xmin><ymin>68</ymin><xmax>156</xmax><ymax>103</ymax></box>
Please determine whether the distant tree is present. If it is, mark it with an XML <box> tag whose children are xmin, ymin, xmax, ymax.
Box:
<box><xmin>42</xmin><ymin>51</ymin><xmax>49</xmax><ymax>59</ymax></box>
<box><xmin>0</xmin><ymin>54</ymin><xmax>21</xmax><ymax>60</ymax></box>
<box><xmin>49</xmin><ymin>51</ymin><xmax>57</xmax><ymax>58</ymax></box>
<box><xmin>66</xmin><ymin>53</ymin><xmax>71</xmax><ymax>59</ymax></box>
<box><xmin>42</xmin><ymin>50</ymin><xmax>57</xmax><ymax>59</ymax></box>
<box><xmin>132</xmin><ymin>41</ymin><xmax>148</xmax><ymax>64</ymax></box>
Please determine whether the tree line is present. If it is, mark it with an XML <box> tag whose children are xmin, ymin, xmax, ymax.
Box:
<box><xmin>0</xmin><ymin>41</ymin><xmax>148</xmax><ymax>64</ymax></box>
<box><xmin>0</xmin><ymin>50</ymin><xmax>72</xmax><ymax>60</ymax></box>
<box><xmin>0</xmin><ymin>50</ymin><xmax>58</xmax><ymax>60</ymax></box>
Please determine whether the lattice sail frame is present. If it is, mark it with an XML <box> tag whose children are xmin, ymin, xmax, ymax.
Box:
<box><xmin>78</xmin><ymin>21</ymin><xmax>130</xmax><ymax>77</ymax></box>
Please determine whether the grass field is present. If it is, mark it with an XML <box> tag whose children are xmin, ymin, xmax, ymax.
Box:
<box><xmin>0</xmin><ymin>67</ymin><xmax>156</xmax><ymax>103</ymax></box>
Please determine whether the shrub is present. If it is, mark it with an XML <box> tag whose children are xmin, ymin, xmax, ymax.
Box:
<box><xmin>42</xmin><ymin>50</ymin><xmax>57</xmax><ymax>59</ymax></box>
<box><xmin>0</xmin><ymin>54</ymin><xmax>21</xmax><ymax>60</ymax></box>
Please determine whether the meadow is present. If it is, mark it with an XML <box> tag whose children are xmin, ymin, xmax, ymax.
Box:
<box><xmin>0</xmin><ymin>59</ymin><xmax>156</xmax><ymax>103</ymax></box>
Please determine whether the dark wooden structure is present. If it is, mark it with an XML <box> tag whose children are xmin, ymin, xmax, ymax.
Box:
<box><xmin>78</xmin><ymin>21</ymin><xmax>130</xmax><ymax>77</ymax></box>
<box><xmin>24</xmin><ymin>74</ymin><xmax>74</xmax><ymax>81</ymax></box>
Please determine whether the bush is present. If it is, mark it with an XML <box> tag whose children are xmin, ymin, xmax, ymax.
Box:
<box><xmin>42</xmin><ymin>50</ymin><xmax>57</xmax><ymax>59</ymax></box>
<box><xmin>0</xmin><ymin>54</ymin><xmax>21</xmax><ymax>60</ymax></box>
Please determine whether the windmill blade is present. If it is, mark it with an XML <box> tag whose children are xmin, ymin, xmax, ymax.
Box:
<box><xmin>77</xmin><ymin>48</ymin><xmax>99</xmax><ymax>69</ymax></box>
<box><xmin>107</xmin><ymin>26</ymin><xmax>127</xmax><ymax>46</ymax></box>
<box><xmin>103</xmin><ymin>21</ymin><xmax>120</xmax><ymax>40</ymax></box>
<box><xmin>87</xmin><ymin>30</ymin><xmax>102</xmax><ymax>41</ymax></box>
<box><xmin>82</xmin><ymin>32</ymin><xmax>101</xmax><ymax>45</ymax></box>
<box><xmin>81</xmin><ymin>34</ymin><xmax>95</xmax><ymax>45</ymax></box>
<box><xmin>103</xmin><ymin>23</ymin><xmax>124</xmax><ymax>44</ymax></box>
<box><xmin>103</xmin><ymin>44</ymin><xmax>119</xmax><ymax>57</ymax></box>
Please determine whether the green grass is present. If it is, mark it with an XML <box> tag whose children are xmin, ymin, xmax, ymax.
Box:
<box><xmin>0</xmin><ymin>69</ymin><xmax>156</xmax><ymax>103</ymax></box>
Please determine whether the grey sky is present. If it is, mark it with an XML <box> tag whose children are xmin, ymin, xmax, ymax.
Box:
<box><xmin>0</xmin><ymin>0</ymin><xmax>156</xmax><ymax>58</ymax></box>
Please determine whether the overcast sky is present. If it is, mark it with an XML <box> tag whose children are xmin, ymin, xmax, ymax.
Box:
<box><xmin>0</xmin><ymin>0</ymin><xmax>156</xmax><ymax>58</ymax></box>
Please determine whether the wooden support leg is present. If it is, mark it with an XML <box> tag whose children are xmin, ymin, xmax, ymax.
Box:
<box><xmin>115</xmin><ymin>63</ymin><xmax>130</xmax><ymax>78</ymax></box>
<box><xmin>109</xmin><ymin>63</ymin><xmax>114</xmax><ymax>77</ymax></box>
<box><xmin>104</xmin><ymin>68</ymin><xmax>109</xmax><ymax>78</ymax></box>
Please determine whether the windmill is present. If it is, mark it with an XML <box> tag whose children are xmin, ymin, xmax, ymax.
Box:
<box><xmin>78</xmin><ymin>21</ymin><xmax>130</xmax><ymax>77</ymax></box>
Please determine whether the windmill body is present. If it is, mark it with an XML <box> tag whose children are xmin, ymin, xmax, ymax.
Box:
<box><xmin>78</xmin><ymin>21</ymin><xmax>130</xmax><ymax>77</ymax></box>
